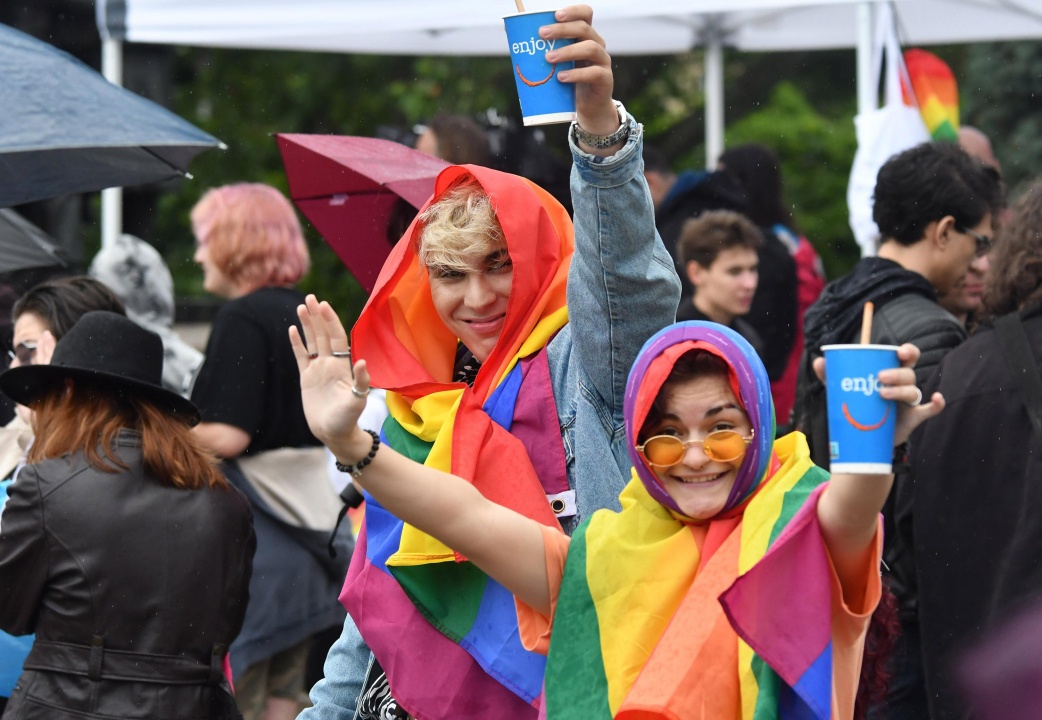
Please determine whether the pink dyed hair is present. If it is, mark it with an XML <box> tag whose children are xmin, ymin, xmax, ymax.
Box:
<box><xmin>191</xmin><ymin>183</ymin><xmax>310</xmax><ymax>292</ymax></box>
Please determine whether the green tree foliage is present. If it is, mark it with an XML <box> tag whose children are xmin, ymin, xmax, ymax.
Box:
<box><xmin>157</xmin><ymin>49</ymin><xmax>517</xmax><ymax>324</ymax></box>
<box><xmin>963</xmin><ymin>41</ymin><xmax>1042</xmax><ymax>198</ymax></box>
<box><xmin>725</xmin><ymin>82</ymin><xmax>860</xmax><ymax>279</ymax></box>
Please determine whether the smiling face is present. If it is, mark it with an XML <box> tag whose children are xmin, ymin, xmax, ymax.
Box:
<box><xmin>640</xmin><ymin>372</ymin><xmax>753</xmax><ymax>520</ymax></box>
<box><xmin>428</xmin><ymin>247</ymin><xmax>513</xmax><ymax>362</ymax></box>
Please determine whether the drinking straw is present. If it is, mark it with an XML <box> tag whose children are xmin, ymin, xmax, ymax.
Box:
<box><xmin>515</xmin><ymin>0</ymin><xmax>525</xmax><ymax>11</ymax></box>
<box><xmin>860</xmin><ymin>302</ymin><xmax>874</xmax><ymax>345</ymax></box>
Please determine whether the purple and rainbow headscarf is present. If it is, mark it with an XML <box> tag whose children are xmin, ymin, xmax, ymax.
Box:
<box><xmin>623</xmin><ymin>321</ymin><xmax>776</xmax><ymax>518</ymax></box>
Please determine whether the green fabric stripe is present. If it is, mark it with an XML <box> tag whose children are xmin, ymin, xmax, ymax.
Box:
<box><xmin>382</xmin><ymin>415</ymin><xmax>433</xmax><ymax>463</ymax></box>
<box><xmin>545</xmin><ymin>520</ymin><xmax>612</xmax><ymax>719</ymax></box>
<box><xmin>751</xmin><ymin>655</ymin><xmax>782</xmax><ymax>720</ymax></box>
<box><xmin>382</xmin><ymin>414</ymin><xmax>481</xmax><ymax>639</ymax></box>
<box><xmin>389</xmin><ymin>561</ymin><xmax>486</xmax><ymax>642</ymax></box>
<box><xmin>765</xmin><ymin>465</ymin><xmax>829</xmax><ymax>550</ymax></box>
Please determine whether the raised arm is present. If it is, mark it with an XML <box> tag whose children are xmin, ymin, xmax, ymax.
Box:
<box><xmin>545</xmin><ymin>5</ymin><xmax>681</xmax><ymax>418</ymax></box>
<box><xmin>289</xmin><ymin>295</ymin><xmax>553</xmax><ymax>616</ymax></box>
<box><xmin>814</xmin><ymin>343</ymin><xmax>944</xmax><ymax>603</ymax></box>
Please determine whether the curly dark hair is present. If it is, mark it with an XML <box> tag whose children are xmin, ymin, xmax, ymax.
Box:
<box><xmin>873</xmin><ymin>142</ymin><xmax>1004</xmax><ymax>246</ymax></box>
<box><xmin>982</xmin><ymin>178</ymin><xmax>1042</xmax><ymax>319</ymax></box>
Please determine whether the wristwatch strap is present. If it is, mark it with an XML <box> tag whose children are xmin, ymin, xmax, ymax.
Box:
<box><xmin>571</xmin><ymin>100</ymin><xmax>629</xmax><ymax>149</ymax></box>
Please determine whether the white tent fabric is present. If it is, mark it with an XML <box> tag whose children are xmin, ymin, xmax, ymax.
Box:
<box><xmin>99</xmin><ymin>0</ymin><xmax>1042</xmax><ymax>54</ymax></box>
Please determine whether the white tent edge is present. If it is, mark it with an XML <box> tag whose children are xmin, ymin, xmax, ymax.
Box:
<box><xmin>93</xmin><ymin>0</ymin><xmax>882</xmax><ymax>248</ymax></box>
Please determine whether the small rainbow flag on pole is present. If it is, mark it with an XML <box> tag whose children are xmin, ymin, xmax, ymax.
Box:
<box><xmin>904</xmin><ymin>48</ymin><xmax>959</xmax><ymax>141</ymax></box>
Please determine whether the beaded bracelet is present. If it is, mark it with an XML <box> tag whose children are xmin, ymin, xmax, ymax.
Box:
<box><xmin>335</xmin><ymin>429</ymin><xmax>380</xmax><ymax>478</ymax></box>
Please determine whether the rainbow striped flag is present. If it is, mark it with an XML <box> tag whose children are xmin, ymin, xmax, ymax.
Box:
<box><xmin>543</xmin><ymin>432</ymin><xmax>834</xmax><ymax>719</ymax></box>
<box><xmin>342</xmin><ymin>164</ymin><xmax>574</xmax><ymax>718</ymax></box>
<box><xmin>904</xmin><ymin>49</ymin><xmax>959</xmax><ymax>141</ymax></box>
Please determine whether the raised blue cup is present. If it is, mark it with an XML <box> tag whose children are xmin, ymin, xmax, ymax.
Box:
<box><xmin>822</xmin><ymin>344</ymin><xmax>900</xmax><ymax>474</ymax></box>
<box><xmin>503</xmin><ymin>10</ymin><xmax>576</xmax><ymax>126</ymax></box>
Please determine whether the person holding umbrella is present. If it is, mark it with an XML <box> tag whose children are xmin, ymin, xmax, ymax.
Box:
<box><xmin>300</xmin><ymin>5</ymin><xmax>681</xmax><ymax>719</ymax></box>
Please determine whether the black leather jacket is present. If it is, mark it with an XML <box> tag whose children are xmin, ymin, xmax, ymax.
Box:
<box><xmin>0</xmin><ymin>432</ymin><xmax>255</xmax><ymax>719</ymax></box>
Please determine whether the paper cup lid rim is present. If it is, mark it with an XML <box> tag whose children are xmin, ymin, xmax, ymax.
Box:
<box><xmin>821</xmin><ymin>344</ymin><xmax>900</xmax><ymax>352</ymax></box>
<box><xmin>503</xmin><ymin>9</ymin><xmax>559</xmax><ymax>18</ymax></box>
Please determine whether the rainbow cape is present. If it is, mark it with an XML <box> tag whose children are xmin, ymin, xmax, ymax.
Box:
<box><xmin>543</xmin><ymin>434</ymin><xmax>833</xmax><ymax>719</ymax></box>
<box><xmin>904</xmin><ymin>49</ymin><xmax>959</xmax><ymax>141</ymax></box>
<box><xmin>343</xmin><ymin>164</ymin><xmax>574</xmax><ymax>718</ymax></box>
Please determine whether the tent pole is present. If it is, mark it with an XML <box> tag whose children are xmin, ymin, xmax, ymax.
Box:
<box><xmin>856</xmin><ymin>1</ymin><xmax>875</xmax><ymax>115</ymax></box>
<box><xmin>101</xmin><ymin>37</ymin><xmax>123</xmax><ymax>249</ymax></box>
<box><xmin>704</xmin><ymin>17</ymin><xmax>724</xmax><ymax>170</ymax></box>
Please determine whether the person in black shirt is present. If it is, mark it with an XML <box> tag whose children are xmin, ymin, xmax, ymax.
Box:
<box><xmin>190</xmin><ymin>183</ymin><xmax>350</xmax><ymax>720</ymax></box>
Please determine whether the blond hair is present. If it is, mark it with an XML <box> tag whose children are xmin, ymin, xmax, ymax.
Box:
<box><xmin>416</xmin><ymin>177</ymin><xmax>506</xmax><ymax>273</ymax></box>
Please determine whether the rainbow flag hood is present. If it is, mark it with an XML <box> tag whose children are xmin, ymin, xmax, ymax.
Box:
<box><xmin>543</xmin><ymin>322</ymin><xmax>840</xmax><ymax>719</ymax></box>
<box><xmin>344</xmin><ymin>164</ymin><xmax>574</xmax><ymax>718</ymax></box>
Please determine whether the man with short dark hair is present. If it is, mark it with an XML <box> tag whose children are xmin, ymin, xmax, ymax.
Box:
<box><xmin>796</xmin><ymin>140</ymin><xmax>1004</xmax><ymax>720</ymax></box>
<box><xmin>798</xmin><ymin>141</ymin><xmax>1003</xmax><ymax>463</ymax></box>
<box><xmin>675</xmin><ymin>210</ymin><xmax>766</xmax><ymax>360</ymax></box>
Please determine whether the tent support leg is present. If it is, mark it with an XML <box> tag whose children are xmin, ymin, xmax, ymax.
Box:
<box><xmin>704</xmin><ymin>19</ymin><xmax>724</xmax><ymax>170</ymax></box>
<box><xmin>856</xmin><ymin>1</ymin><xmax>875</xmax><ymax>115</ymax></box>
<box><xmin>101</xmin><ymin>37</ymin><xmax>124</xmax><ymax>249</ymax></box>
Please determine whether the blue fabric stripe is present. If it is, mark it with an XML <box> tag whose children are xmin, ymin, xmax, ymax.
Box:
<box><xmin>362</xmin><ymin>494</ymin><xmax>404</xmax><ymax>575</ymax></box>
<box><xmin>483</xmin><ymin>362</ymin><xmax>524</xmax><ymax>431</ymax></box>
<box><xmin>460</xmin><ymin>576</ymin><xmax>546</xmax><ymax>703</ymax></box>
<box><xmin>783</xmin><ymin>641</ymin><xmax>833</xmax><ymax>720</ymax></box>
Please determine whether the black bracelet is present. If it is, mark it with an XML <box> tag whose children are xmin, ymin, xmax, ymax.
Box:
<box><xmin>335</xmin><ymin>430</ymin><xmax>380</xmax><ymax>478</ymax></box>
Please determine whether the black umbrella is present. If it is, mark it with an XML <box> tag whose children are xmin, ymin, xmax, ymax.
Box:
<box><xmin>0</xmin><ymin>23</ymin><xmax>222</xmax><ymax>207</ymax></box>
<box><xmin>0</xmin><ymin>209</ymin><xmax>68</xmax><ymax>274</ymax></box>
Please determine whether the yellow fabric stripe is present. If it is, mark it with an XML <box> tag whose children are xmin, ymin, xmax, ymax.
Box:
<box><xmin>386</xmin><ymin>392</ymin><xmax>464</xmax><ymax>566</ymax></box>
<box><xmin>585</xmin><ymin>475</ymin><xmax>701</xmax><ymax>715</ymax></box>
<box><xmin>737</xmin><ymin>434</ymin><xmax>813</xmax><ymax>574</ymax></box>
<box><xmin>736</xmin><ymin>433</ymin><xmax>816</xmax><ymax>720</ymax></box>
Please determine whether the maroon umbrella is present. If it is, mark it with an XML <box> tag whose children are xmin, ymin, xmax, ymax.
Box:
<box><xmin>277</xmin><ymin>134</ymin><xmax>450</xmax><ymax>293</ymax></box>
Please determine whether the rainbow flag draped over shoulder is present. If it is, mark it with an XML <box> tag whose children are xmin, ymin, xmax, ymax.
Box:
<box><xmin>343</xmin><ymin>164</ymin><xmax>574</xmax><ymax>718</ymax></box>
<box><xmin>904</xmin><ymin>49</ymin><xmax>959</xmax><ymax>141</ymax></box>
<box><xmin>539</xmin><ymin>322</ymin><xmax>839</xmax><ymax>719</ymax></box>
<box><xmin>544</xmin><ymin>435</ymin><xmax>833</xmax><ymax>719</ymax></box>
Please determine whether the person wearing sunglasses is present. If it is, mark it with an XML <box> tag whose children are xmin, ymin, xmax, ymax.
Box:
<box><xmin>0</xmin><ymin>276</ymin><xmax>125</xmax><ymax>714</ymax></box>
<box><xmin>292</xmin><ymin>306</ymin><xmax>942</xmax><ymax>719</ymax></box>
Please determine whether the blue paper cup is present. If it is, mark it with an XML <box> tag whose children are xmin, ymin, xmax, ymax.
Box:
<box><xmin>503</xmin><ymin>10</ymin><xmax>576</xmax><ymax>126</ymax></box>
<box><xmin>822</xmin><ymin>344</ymin><xmax>900</xmax><ymax>474</ymax></box>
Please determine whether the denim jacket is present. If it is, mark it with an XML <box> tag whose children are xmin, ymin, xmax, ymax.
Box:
<box><xmin>300</xmin><ymin>113</ymin><xmax>681</xmax><ymax>720</ymax></box>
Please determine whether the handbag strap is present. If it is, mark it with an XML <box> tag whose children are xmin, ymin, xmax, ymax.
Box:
<box><xmin>995</xmin><ymin>311</ymin><xmax>1042</xmax><ymax>449</ymax></box>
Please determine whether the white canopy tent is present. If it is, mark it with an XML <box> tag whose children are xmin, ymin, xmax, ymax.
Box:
<box><xmin>95</xmin><ymin>0</ymin><xmax>1042</xmax><ymax>246</ymax></box>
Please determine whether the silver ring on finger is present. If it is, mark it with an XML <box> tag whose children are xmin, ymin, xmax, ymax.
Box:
<box><xmin>351</xmin><ymin>386</ymin><xmax>370</xmax><ymax>399</ymax></box>
<box><xmin>332</xmin><ymin>350</ymin><xmax>352</xmax><ymax>358</ymax></box>
<box><xmin>907</xmin><ymin>386</ymin><xmax>923</xmax><ymax>407</ymax></box>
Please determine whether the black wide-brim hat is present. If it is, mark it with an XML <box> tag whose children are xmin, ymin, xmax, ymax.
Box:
<box><xmin>0</xmin><ymin>310</ymin><xmax>200</xmax><ymax>426</ymax></box>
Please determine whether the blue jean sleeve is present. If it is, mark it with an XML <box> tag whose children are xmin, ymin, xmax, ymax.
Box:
<box><xmin>565</xmin><ymin>114</ymin><xmax>682</xmax><ymax>427</ymax></box>
<box><xmin>298</xmin><ymin>613</ymin><xmax>371</xmax><ymax>720</ymax></box>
